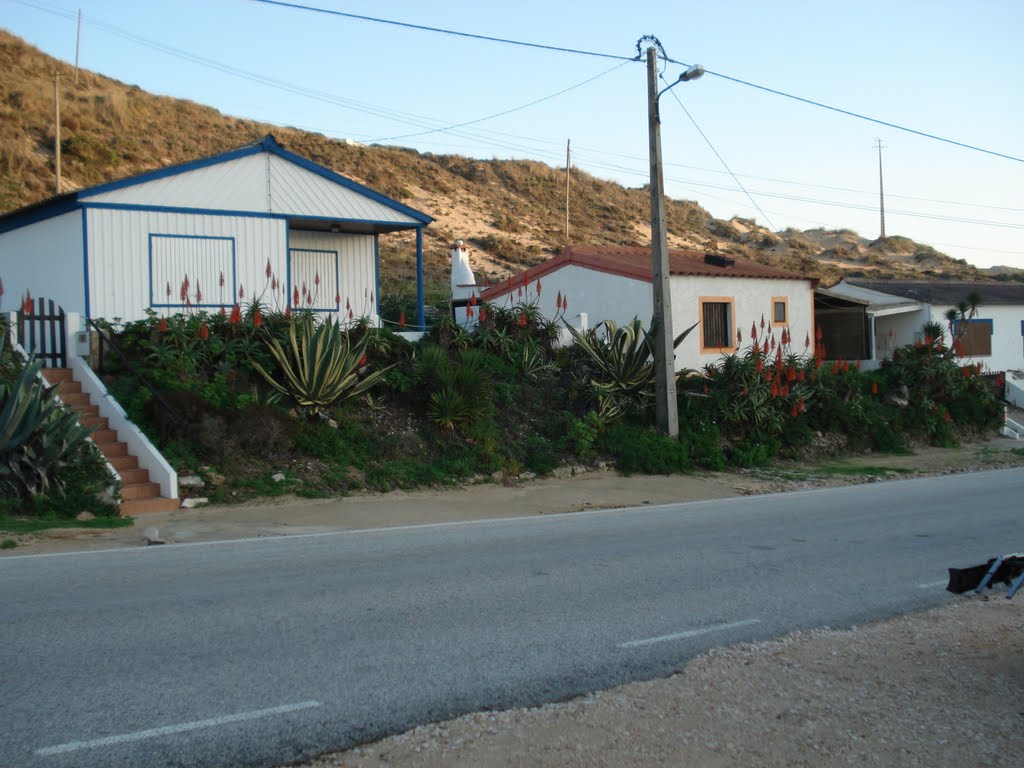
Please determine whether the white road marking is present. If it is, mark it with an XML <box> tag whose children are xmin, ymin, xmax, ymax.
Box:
<box><xmin>620</xmin><ymin>619</ymin><xmax>761</xmax><ymax>648</ymax></box>
<box><xmin>35</xmin><ymin>701</ymin><xmax>322</xmax><ymax>756</ymax></box>
<box><xmin>917</xmin><ymin>580</ymin><xmax>949</xmax><ymax>589</ymax></box>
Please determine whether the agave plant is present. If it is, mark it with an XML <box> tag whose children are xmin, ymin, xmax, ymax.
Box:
<box><xmin>565</xmin><ymin>317</ymin><xmax>697</xmax><ymax>419</ymax></box>
<box><xmin>253</xmin><ymin>314</ymin><xmax>392</xmax><ymax>414</ymax></box>
<box><xmin>0</xmin><ymin>357</ymin><xmax>97</xmax><ymax>499</ymax></box>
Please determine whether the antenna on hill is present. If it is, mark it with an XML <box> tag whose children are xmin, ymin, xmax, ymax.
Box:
<box><xmin>74</xmin><ymin>9</ymin><xmax>82</xmax><ymax>84</ymax></box>
<box><xmin>53</xmin><ymin>72</ymin><xmax>61</xmax><ymax>194</ymax></box>
<box><xmin>565</xmin><ymin>138</ymin><xmax>571</xmax><ymax>243</ymax></box>
<box><xmin>875</xmin><ymin>138</ymin><xmax>887</xmax><ymax>240</ymax></box>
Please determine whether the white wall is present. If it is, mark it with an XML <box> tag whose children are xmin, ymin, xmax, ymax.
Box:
<box><xmin>484</xmin><ymin>263</ymin><xmax>653</xmax><ymax>336</ymax></box>
<box><xmin>485</xmin><ymin>266</ymin><xmax>815</xmax><ymax>371</ymax></box>
<box><xmin>670</xmin><ymin>276</ymin><xmax>815</xmax><ymax>370</ymax></box>
<box><xmin>0</xmin><ymin>210</ymin><xmax>85</xmax><ymax>314</ymax></box>
<box><xmin>872</xmin><ymin>309</ymin><xmax>928</xmax><ymax>360</ymax></box>
<box><xmin>85</xmin><ymin>208</ymin><xmax>286</xmax><ymax>321</ymax></box>
<box><xmin>288</xmin><ymin>230</ymin><xmax>377</xmax><ymax>320</ymax></box>
<box><xmin>928</xmin><ymin>303</ymin><xmax>1024</xmax><ymax>374</ymax></box>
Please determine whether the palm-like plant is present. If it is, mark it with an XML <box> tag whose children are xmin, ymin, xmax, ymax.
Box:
<box><xmin>253</xmin><ymin>315</ymin><xmax>391</xmax><ymax>414</ymax></box>
<box><xmin>566</xmin><ymin>317</ymin><xmax>697</xmax><ymax>418</ymax></box>
<box><xmin>1</xmin><ymin>357</ymin><xmax>98</xmax><ymax>498</ymax></box>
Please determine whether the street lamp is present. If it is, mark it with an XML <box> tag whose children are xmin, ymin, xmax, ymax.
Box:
<box><xmin>647</xmin><ymin>47</ymin><xmax>703</xmax><ymax>437</ymax></box>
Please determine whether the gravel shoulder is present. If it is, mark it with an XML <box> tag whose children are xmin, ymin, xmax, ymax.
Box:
<box><xmin>313</xmin><ymin>597</ymin><xmax>1023</xmax><ymax>768</ymax></box>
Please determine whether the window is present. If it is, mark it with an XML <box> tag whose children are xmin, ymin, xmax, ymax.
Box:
<box><xmin>150</xmin><ymin>234</ymin><xmax>235</xmax><ymax>307</ymax></box>
<box><xmin>771</xmin><ymin>297</ymin><xmax>788</xmax><ymax>325</ymax></box>
<box><xmin>955</xmin><ymin>319</ymin><xmax>993</xmax><ymax>357</ymax></box>
<box><xmin>289</xmin><ymin>249</ymin><xmax>339</xmax><ymax>311</ymax></box>
<box><xmin>700</xmin><ymin>297</ymin><xmax>735</xmax><ymax>352</ymax></box>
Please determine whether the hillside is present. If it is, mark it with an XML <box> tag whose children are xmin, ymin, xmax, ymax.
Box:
<box><xmin>0</xmin><ymin>29</ymin><xmax>1001</xmax><ymax>301</ymax></box>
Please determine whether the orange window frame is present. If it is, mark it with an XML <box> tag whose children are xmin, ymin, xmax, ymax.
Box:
<box><xmin>771</xmin><ymin>296</ymin><xmax>789</xmax><ymax>327</ymax></box>
<box><xmin>699</xmin><ymin>296</ymin><xmax>737</xmax><ymax>354</ymax></box>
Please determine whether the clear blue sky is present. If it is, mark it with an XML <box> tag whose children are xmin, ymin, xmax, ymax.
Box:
<box><xmin>4</xmin><ymin>0</ymin><xmax>1022</xmax><ymax>269</ymax></box>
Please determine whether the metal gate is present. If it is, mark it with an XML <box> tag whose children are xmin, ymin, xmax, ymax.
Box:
<box><xmin>17</xmin><ymin>297</ymin><xmax>67</xmax><ymax>369</ymax></box>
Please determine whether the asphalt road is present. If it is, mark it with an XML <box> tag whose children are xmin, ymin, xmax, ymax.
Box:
<box><xmin>2</xmin><ymin>468</ymin><xmax>1021</xmax><ymax>768</ymax></box>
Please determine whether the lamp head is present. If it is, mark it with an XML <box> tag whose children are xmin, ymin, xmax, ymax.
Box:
<box><xmin>679</xmin><ymin>64</ymin><xmax>705</xmax><ymax>82</ymax></box>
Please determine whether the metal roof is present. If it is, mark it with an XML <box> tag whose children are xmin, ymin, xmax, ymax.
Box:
<box><xmin>481</xmin><ymin>244</ymin><xmax>814</xmax><ymax>301</ymax></box>
<box><xmin>843</xmin><ymin>278</ymin><xmax>1024</xmax><ymax>306</ymax></box>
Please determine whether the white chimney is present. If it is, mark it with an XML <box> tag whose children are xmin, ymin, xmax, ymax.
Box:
<box><xmin>451</xmin><ymin>239</ymin><xmax>477</xmax><ymax>302</ymax></box>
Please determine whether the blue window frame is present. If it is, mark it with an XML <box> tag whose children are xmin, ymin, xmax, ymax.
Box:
<box><xmin>149</xmin><ymin>234</ymin><xmax>236</xmax><ymax>308</ymax></box>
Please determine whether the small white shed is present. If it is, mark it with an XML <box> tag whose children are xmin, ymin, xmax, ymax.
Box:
<box><xmin>0</xmin><ymin>135</ymin><xmax>433</xmax><ymax>326</ymax></box>
<box><xmin>481</xmin><ymin>245</ymin><xmax>817</xmax><ymax>371</ymax></box>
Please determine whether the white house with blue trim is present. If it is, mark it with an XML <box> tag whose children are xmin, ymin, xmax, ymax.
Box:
<box><xmin>0</xmin><ymin>135</ymin><xmax>433</xmax><ymax>326</ymax></box>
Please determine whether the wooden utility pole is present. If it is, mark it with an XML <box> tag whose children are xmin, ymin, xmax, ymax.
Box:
<box><xmin>565</xmin><ymin>139</ymin><xmax>571</xmax><ymax>242</ymax></box>
<box><xmin>53</xmin><ymin>72</ymin><xmax>61</xmax><ymax>194</ymax></box>
<box><xmin>74</xmin><ymin>9</ymin><xmax>82</xmax><ymax>84</ymax></box>
<box><xmin>875</xmin><ymin>138</ymin><xmax>886</xmax><ymax>239</ymax></box>
<box><xmin>647</xmin><ymin>46</ymin><xmax>678</xmax><ymax>437</ymax></box>
<box><xmin>564</xmin><ymin>139</ymin><xmax>571</xmax><ymax>242</ymax></box>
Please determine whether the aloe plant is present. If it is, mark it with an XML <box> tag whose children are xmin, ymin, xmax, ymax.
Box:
<box><xmin>0</xmin><ymin>357</ymin><xmax>97</xmax><ymax>498</ymax></box>
<box><xmin>566</xmin><ymin>318</ymin><xmax>697</xmax><ymax>419</ymax></box>
<box><xmin>253</xmin><ymin>315</ymin><xmax>392</xmax><ymax>414</ymax></box>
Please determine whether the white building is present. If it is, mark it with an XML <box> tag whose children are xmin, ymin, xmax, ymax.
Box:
<box><xmin>480</xmin><ymin>245</ymin><xmax>817</xmax><ymax>371</ymax></box>
<box><xmin>827</xmin><ymin>278</ymin><xmax>1024</xmax><ymax>374</ymax></box>
<box><xmin>0</xmin><ymin>135</ymin><xmax>433</xmax><ymax>326</ymax></box>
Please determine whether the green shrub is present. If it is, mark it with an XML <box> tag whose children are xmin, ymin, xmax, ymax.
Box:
<box><xmin>567</xmin><ymin>411</ymin><xmax>603</xmax><ymax>463</ymax></box>
<box><xmin>726</xmin><ymin>437</ymin><xmax>778</xmax><ymax>468</ymax></box>
<box><xmin>598</xmin><ymin>422</ymin><xmax>692</xmax><ymax>475</ymax></box>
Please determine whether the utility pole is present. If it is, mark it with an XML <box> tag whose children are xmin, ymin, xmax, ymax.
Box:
<box><xmin>875</xmin><ymin>138</ymin><xmax>886</xmax><ymax>240</ymax></box>
<box><xmin>74</xmin><ymin>9</ymin><xmax>82</xmax><ymax>84</ymax></box>
<box><xmin>565</xmin><ymin>139</ymin><xmax>571</xmax><ymax>242</ymax></box>
<box><xmin>647</xmin><ymin>46</ymin><xmax>678</xmax><ymax>437</ymax></box>
<box><xmin>53</xmin><ymin>72</ymin><xmax>61</xmax><ymax>194</ymax></box>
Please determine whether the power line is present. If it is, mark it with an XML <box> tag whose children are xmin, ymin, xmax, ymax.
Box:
<box><xmin>662</xmin><ymin>77</ymin><xmax>779</xmax><ymax>232</ymax></box>
<box><xmin>370</xmin><ymin>60</ymin><xmax>632</xmax><ymax>143</ymax></box>
<box><xmin>674</xmin><ymin>63</ymin><xmax>1024</xmax><ymax>165</ymax></box>
<box><xmin>249</xmin><ymin>0</ymin><xmax>637</xmax><ymax>61</ymax></box>
<box><xmin>568</xmin><ymin>143</ymin><xmax>1024</xmax><ymax>213</ymax></box>
<box><xmin>248</xmin><ymin>1</ymin><xmax>1023</xmax><ymax>166</ymax></box>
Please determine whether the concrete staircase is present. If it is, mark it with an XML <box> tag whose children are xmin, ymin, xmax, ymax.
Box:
<box><xmin>43</xmin><ymin>368</ymin><xmax>180</xmax><ymax>515</ymax></box>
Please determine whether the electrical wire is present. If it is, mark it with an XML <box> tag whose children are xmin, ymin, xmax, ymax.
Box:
<box><xmin>12</xmin><ymin>0</ymin><xmax>1020</xmax><ymax>244</ymax></box>
<box><xmin>570</xmin><ymin>144</ymin><xmax>1024</xmax><ymax>214</ymax></box>
<box><xmin>659</xmin><ymin>56</ymin><xmax>1023</xmax><ymax>165</ymax></box>
<box><xmin>370</xmin><ymin>60</ymin><xmax>632</xmax><ymax>143</ymax></box>
<box><xmin>661</xmin><ymin>76</ymin><xmax>779</xmax><ymax>232</ymax></box>
<box><xmin>249</xmin><ymin>0</ymin><xmax>638</xmax><ymax>61</ymax></box>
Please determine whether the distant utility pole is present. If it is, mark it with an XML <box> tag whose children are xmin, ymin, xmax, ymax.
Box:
<box><xmin>74</xmin><ymin>9</ymin><xmax>82</xmax><ymax>84</ymax></box>
<box><xmin>565</xmin><ymin>139</ymin><xmax>571</xmax><ymax>242</ymax></box>
<box><xmin>875</xmin><ymin>138</ymin><xmax>886</xmax><ymax>239</ymax></box>
<box><xmin>53</xmin><ymin>72</ymin><xmax>61</xmax><ymax>194</ymax></box>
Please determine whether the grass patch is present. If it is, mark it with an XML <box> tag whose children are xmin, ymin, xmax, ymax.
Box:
<box><xmin>0</xmin><ymin>514</ymin><xmax>134</xmax><ymax>535</ymax></box>
<box><xmin>1</xmin><ymin>539</ymin><xmax>17</xmax><ymax>549</ymax></box>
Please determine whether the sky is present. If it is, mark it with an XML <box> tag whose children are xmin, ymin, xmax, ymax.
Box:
<box><xmin>3</xmin><ymin>0</ymin><xmax>1022</xmax><ymax>269</ymax></box>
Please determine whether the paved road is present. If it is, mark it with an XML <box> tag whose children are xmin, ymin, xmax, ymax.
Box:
<box><xmin>2</xmin><ymin>469</ymin><xmax>1021</xmax><ymax>768</ymax></box>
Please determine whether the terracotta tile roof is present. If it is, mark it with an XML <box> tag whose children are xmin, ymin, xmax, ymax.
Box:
<box><xmin>481</xmin><ymin>245</ymin><xmax>813</xmax><ymax>300</ymax></box>
<box><xmin>844</xmin><ymin>279</ymin><xmax>1024</xmax><ymax>306</ymax></box>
